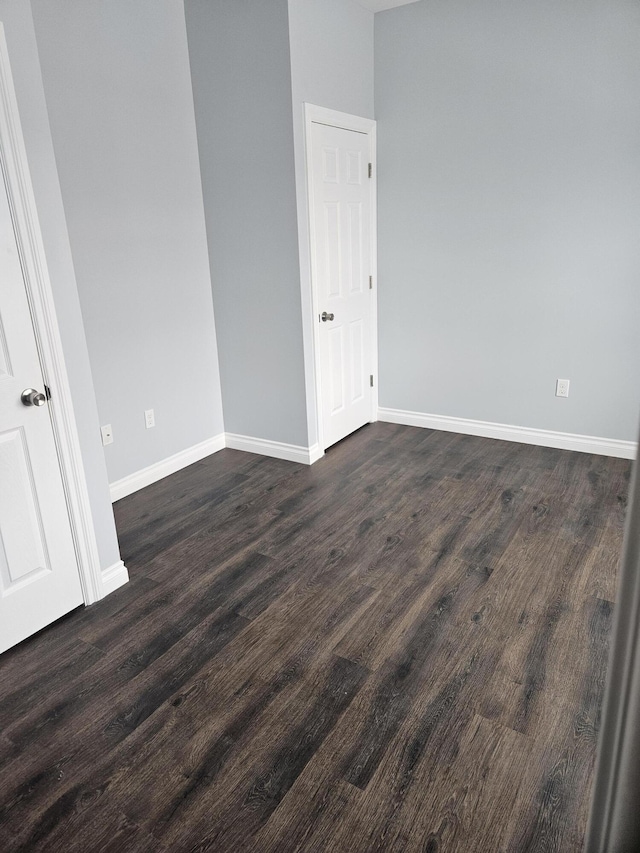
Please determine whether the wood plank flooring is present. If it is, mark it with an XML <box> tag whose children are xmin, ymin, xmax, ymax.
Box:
<box><xmin>0</xmin><ymin>423</ymin><xmax>631</xmax><ymax>852</ymax></box>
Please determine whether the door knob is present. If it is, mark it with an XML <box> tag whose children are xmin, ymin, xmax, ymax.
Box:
<box><xmin>321</xmin><ymin>311</ymin><xmax>335</xmax><ymax>322</ymax></box>
<box><xmin>21</xmin><ymin>388</ymin><xmax>46</xmax><ymax>407</ymax></box>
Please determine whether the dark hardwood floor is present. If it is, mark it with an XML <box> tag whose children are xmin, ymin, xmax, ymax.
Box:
<box><xmin>0</xmin><ymin>423</ymin><xmax>631</xmax><ymax>852</ymax></box>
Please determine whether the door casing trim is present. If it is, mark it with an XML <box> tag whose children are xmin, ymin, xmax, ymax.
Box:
<box><xmin>303</xmin><ymin>103</ymin><xmax>378</xmax><ymax>456</ymax></box>
<box><xmin>0</xmin><ymin>24</ymin><xmax>121</xmax><ymax>606</ymax></box>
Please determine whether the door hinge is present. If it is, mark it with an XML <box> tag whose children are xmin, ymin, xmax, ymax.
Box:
<box><xmin>44</xmin><ymin>384</ymin><xmax>51</xmax><ymax>400</ymax></box>
<box><xmin>368</xmin><ymin>162</ymin><xmax>373</xmax><ymax>179</ymax></box>
<box><xmin>370</xmin><ymin>374</ymin><xmax>374</xmax><ymax>387</ymax></box>
<box><xmin>369</xmin><ymin>275</ymin><xmax>373</xmax><ymax>290</ymax></box>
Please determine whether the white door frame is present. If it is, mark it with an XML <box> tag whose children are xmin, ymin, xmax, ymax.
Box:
<box><xmin>0</xmin><ymin>25</ymin><xmax>105</xmax><ymax>606</ymax></box>
<box><xmin>304</xmin><ymin>103</ymin><xmax>378</xmax><ymax>456</ymax></box>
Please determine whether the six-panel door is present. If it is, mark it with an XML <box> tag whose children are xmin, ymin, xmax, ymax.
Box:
<box><xmin>310</xmin><ymin>122</ymin><xmax>373</xmax><ymax>450</ymax></box>
<box><xmin>0</xmin><ymin>165</ymin><xmax>83</xmax><ymax>653</ymax></box>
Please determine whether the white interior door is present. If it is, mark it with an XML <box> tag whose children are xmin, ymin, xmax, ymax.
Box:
<box><xmin>309</xmin><ymin>120</ymin><xmax>375</xmax><ymax>450</ymax></box>
<box><xmin>0</xmin><ymin>166</ymin><xmax>83</xmax><ymax>653</ymax></box>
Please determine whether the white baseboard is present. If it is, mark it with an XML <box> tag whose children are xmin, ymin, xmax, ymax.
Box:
<box><xmin>308</xmin><ymin>442</ymin><xmax>324</xmax><ymax>464</ymax></box>
<box><xmin>99</xmin><ymin>559</ymin><xmax>129</xmax><ymax>597</ymax></box>
<box><xmin>109</xmin><ymin>432</ymin><xmax>323</xmax><ymax>502</ymax></box>
<box><xmin>110</xmin><ymin>433</ymin><xmax>226</xmax><ymax>501</ymax></box>
<box><xmin>378</xmin><ymin>407</ymin><xmax>637</xmax><ymax>460</ymax></box>
<box><xmin>226</xmin><ymin>433</ymin><xmax>321</xmax><ymax>465</ymax></box>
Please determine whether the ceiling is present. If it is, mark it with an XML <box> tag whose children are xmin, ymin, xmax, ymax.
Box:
<box><xmin>355</xmin><ymin>0</ymin><xmax>421</xmax><ymax>13</ymax></box>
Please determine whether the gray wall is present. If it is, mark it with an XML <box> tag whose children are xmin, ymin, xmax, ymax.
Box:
<box><xmin>288</xmin><ymin>0</ymin><xmax>375</xmax><ymax>447</ymax></box>
<box><xmin>185</xmin><ymin>0</ymin><xmax>308</xmax><ymax>447</ymax></box>
<box><xmin>0</xmin><ymin>0</ymin><xmax>120</xmax><ymax>571</ymax></box>
<box><xmin>288</xmin><ymin>0</ymin><xmax>374</xmax><ymax>121</ymax></box>
<box><xmin>31</xmin><ymin>0</ymin><xmax>224</xmax><ymax>483</ymax></box>
<box><xmin>376</xmin><ymin>0</ymin><xmax>640</xmax><ymax>441</ymax></box>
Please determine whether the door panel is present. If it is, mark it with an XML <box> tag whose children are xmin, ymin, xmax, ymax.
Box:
<box><xmin>0</xmin><ymin>428</ymin><xmax>50</xmax><ymax>588</ymax></box>
<box><xmin>0</xmin><ymin>163</ymin><xmax>83</xmax><ymax>653</ymax></box>
<box><xmin>328</xmin><ymin>325</ymin><xmax>345</xmax><ymax>414</ymax></box>
<box><xmin>347</xmin><ymin>203</ymin><xmax>363</xmax><ymax>292</ymax></box>
<box><xmin>311</xmin><ymin>122</ymin><xmax>373</xmax><ymax>449</ymax></box>
<box><xmin>349</xmin><ymin>320</ymin><xmax>364</xmax><ymax>404</ymax></box>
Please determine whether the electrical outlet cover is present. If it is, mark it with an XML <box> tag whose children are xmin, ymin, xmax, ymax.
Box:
<box><xmin>101</xmin><ymin>424</ymin><xmax>113</xmax><ymax>446</ymax></box>
<box><xmin>556</xmin><ymin>379</ymin><xmax>570</xmax><ymax>398</ymax></box>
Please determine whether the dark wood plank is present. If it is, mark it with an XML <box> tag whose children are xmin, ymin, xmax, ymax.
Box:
<box><xmin>165</xmin><ymin>654</ymin><xmax>368</xmax><ymax>853</ymax></box>
<box><xmin>0</xmin><ymin>424</ymin><xmax>630</xmax><ymax>852</ymax></box>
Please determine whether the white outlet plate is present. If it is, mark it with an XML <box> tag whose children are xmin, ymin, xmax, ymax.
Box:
<box><xmin>556</xmin><ymin>379</ymin><xmax>570</xmax><ymax>398</ymax></box>
<box><xmin>145</xmin><ymin>408</ymin><xmax>155</xmax><ymax>429</ymax></box>
<box><xmin>101</xmin><ymin>423</ymin><xmax>113</xmax><ymax>446</ymax></box>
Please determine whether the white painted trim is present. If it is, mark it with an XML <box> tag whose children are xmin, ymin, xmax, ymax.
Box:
<box><xmin>226</xmin><ymin>433</ymin><xmax>320</xmax><ymax>466</ymax></box>
<box><xmin>110</xmin><ymin>433</ymin><xmax>226</xmax><ymax>502</ymax></box>
<box><xmin>378</xmin><ymin>407</ymin><xmax>637</xmax><ymax>460</ymax></box>
<box><xmin>0</xmin><ymin>26</ymin><xmax>121</xmax><ymax>605</ymax></box>
<box><xmin>308</xmin><ymin>442</ymin><xmax>324</xmax><ymax>464</ymax></box>
<box><xmin>369</xmin><ymin>120</ymin><xmax>379</xmax><ymax>426</ymax></box>
<box><xmin>303</xmin><ymin>103</ymin><xmax>378</xmax><ymax>455</ymax></box>
<box><xmin>304</xmin><ymin>104</ymin><xmax>377</xmax><ymax>135</ymax></box>
<box><xmin>100</xmin><ymin>560</ymin><xmax>129</xmax><ymax>597</ymax></box>
<box><xmin>109</xmin><ymin>432</ymin><xmax>323</xmax><ymax>503</ymax></box>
